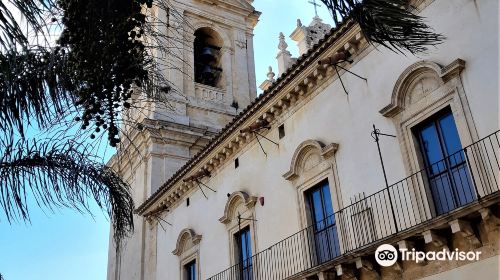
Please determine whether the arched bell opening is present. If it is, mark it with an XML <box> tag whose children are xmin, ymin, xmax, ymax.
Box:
<box><xmin>193</xmin><ymin>28</ymin><xmax>224</xmax><ymax>88</ymax></box>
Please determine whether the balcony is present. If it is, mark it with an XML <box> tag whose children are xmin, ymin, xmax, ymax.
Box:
<box><xmin>207</xmin><ymin>130</ymin><xmax>500</xmax><ymax>280</ymax></box>
<box><xmin>195</xmin><ymin>83</ymin><xmax>225</xmax><ymax>104</ymax></box>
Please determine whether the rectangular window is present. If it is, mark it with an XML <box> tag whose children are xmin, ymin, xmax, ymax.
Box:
<box><xmin>305</xmin><ymin>180</ymin><xmax>340</xmax><ymax>264</ymax></box>
<box><xmin>235</xmin><ymin>157</ymin><xmax>239</xmax><ymax>169</ymax></box>
<box><xmin>414</xmin><ymin>107</ymin><xmax>475</xmax><ymax>215</ymax></box>
<box><xmin>235</xmin><ymin>227</ymin><xmax>252</xmax><ymax>280</ymax></box>
<box><xmin>278</xmin><ymin>124</ymin><xmax>285</xmax><ymax>139</ymax></box>
<box><xmin>184</xmin><ymin>260</ymin><xmax>196</xmax><ymax>280</ymax></box>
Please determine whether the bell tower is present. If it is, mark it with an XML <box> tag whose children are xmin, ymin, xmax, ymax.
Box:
<box><xmin>107</xmin><ymin>1</ymin><xmax>260</xmax><ymax>280</ymax></box>
<box><xmin>142</xmin><ymin>0</ymin><xmax>260</xmax><ymax>195</ymax></box>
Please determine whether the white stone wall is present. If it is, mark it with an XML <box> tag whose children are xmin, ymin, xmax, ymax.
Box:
<box><xmin>420</xmin><ymin>255</ymin><xmax>499</xmax><ymax>280</ymax></box>
<box><xmin>151</xmin><ymin>0</ymin><xmax>498</xmax><ymax>279</ymax></box>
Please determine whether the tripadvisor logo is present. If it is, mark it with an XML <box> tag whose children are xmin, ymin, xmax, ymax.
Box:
<box><xmin>375</xmin><ymin>244</ymin><xmax>398</xmax><ymax>267</ymax></box>
<box><xmin>375</xmin><ymin>244</ymin><xmax>482</xmax><ymax>267</ymax></box>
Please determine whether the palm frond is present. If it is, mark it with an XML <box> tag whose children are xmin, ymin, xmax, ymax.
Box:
<box><xmin>0</xmin><ymin>138</ymin><xmax>134</xmax><ymax>250</ymax></box>
<box><xmin>0</xmin><ymin>48</ymin><xmax>74</xmax><ymax>137</ymax></box>
<box><xmin>0</xmin><ymin>0</ymin><xmax>58</xmax><ymax>49</ymax></box>
<box><xmin>320</xmin><ymin>0</ymin><xmax>445</xmax><ymax>54</ymax></box>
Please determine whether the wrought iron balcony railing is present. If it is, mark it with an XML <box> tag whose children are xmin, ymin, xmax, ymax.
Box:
<box><xmin>207</xmin><ymin>130</ymin><xmax>500</xmax><ymax>280</ymax></box>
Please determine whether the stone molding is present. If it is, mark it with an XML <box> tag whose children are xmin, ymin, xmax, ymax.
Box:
<box><xmin>195</xmin><ymin>0</ymin><xmax>255</xmax><ymax>15</ymax></box>
<box><xmin>219</xmin><ymin>191</ymin><xmax>258</xmax><ymax>224</ymax></box>
<box><xmin>283</xmin><ymin>140</ymin><xmax>339</xmax><ymax>181</ymax></box>
<box><xmin>380</xmin><ymin>59</ymin><xmax>466</xmax><ymax>117</ymax></box>
<box><xmin>172</xmin><ymin>228</ymin><xmax>202</xmax><ymax>256</ymax></box>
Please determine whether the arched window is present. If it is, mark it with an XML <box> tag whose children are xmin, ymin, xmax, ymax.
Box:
<box><xmin>283</xmin><ymin>140</ymin><xmax>344</xmax><ymax>257</ymax></box>
<box><xmin>380</xmin><ymin>59</ymin><xmax>482</xmax><ymax>220</ymax></box>
<box><xmin>172</xmin><ymin>228</ymin><xmax>202</xmax><ymax>280</ymax></box>
<box><xmin>219</xmin><ymin>191</ymin><xmax>258</xmax><ymax>271</ymax></box>
<box><xmin>193</xmin><ymin>28</ymin><xmax>223</xmax><ymax>88</ymax></box>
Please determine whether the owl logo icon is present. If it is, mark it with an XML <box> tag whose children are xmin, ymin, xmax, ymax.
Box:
<box><xmin>375</xmin><ymin>244</ymin><xmax>398</xmax><ymax>267</ymax></box>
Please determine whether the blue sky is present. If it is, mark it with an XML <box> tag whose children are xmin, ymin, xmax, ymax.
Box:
<box><xmin>0</xmin><ymin>1</ymin><xmax>334</xmax><ymax>279</ymax></box>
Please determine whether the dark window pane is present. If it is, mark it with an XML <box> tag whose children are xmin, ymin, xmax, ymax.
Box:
<box><xmin>451</xmin><ymin>165</ymin><xmax>475</xmax><ymax>205</ymax></box>
<box><xmin>306</xmin><ymin>180</ymin><xmax>341</xmax><ymax>263</ymax></box>
<box><xmin>236</xmin><ymin>227</ymin><xmax>252</xmax><ymax>270</ymax></box>
<box><xmin>185</xmin><ymin>261</ymin><xmax>196</xmax><ymax>280</ymax></box>
<box><xmin>419</xmin><ymin>123</ymin><xmax>445</xmax><ymax>174</ymax></box>
<box><xmin>429</xmin><ymin>173</ymin><xmax>455</xmax><ymax>214</ymax></box>
<box><xmin>235</xmin><ymin>227</ymin><xmax>252</xmax><ymax>280</ymax></box>
<box><xmin>438</xmin><ymin>113</ymin><xmax>462</xmax><ymax>156</ymax></box>
<box><xmin>321</xmin><ymin>184</ymin><xmax>335</xmax><ymax>225</ymax></box>
<box><xmin>415</xmin><ymin>108</ymin><xmax>476</xmax><ymax>215</ymax></box>
<box><xmin>311</xmin><ymin>189</ymin><xmax>325</xmax><ymax>230</ymax></box>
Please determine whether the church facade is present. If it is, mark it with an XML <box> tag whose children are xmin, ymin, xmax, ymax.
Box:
<box><xmin>107</xmin><ymin>0</ymin><xmax>500</xmax><ymax>279</ymax></box>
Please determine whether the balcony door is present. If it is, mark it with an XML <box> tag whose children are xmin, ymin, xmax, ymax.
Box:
<box><xmin>415</xmin><ymin>108</ymin><xmax>475</xmax><ymax>215</ymax></box>
<box><xmin>306</xmin><ymin>180</ymin><xmax>341</xmax><ymax>264</ymax></box>
<box><xmin>184</xmin><ymin>260</ymin><xmax>196</xmax><ymax>280</ymax></box>
<box><xmin>235</xmin><ymin>226</ymin><xmax>252</xmax><ymax>280</ymax></box>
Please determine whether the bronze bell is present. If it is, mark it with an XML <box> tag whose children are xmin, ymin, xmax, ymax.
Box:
<box><xmin>201</xmin><ymin>65</ymin><xmax>216</xmax><ymax>81</ymax></box>
<box><xmin>200</xmin><ymin>47</ymin><xmax>218</xmax><ymax>63</ymax></box>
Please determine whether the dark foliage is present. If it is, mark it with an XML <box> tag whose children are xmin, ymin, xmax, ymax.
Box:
<box><xmin>0</xmin><ymin>0</ymin><xmax>157</xmax><ymax>145</ymax></box>
<box><xmin>0</xmin><ymin>48</ymin><xmax>73</xmax><ymax>137</ymax></box>
<box><xmin>320</xmin><ymin>0</ymin><xmax>445</xmax><ymax>54</ymax></box>
<box><xmin>57</xmin><ymin>0</ymin><xmax>152</xmax><ymax>146</ymax></box>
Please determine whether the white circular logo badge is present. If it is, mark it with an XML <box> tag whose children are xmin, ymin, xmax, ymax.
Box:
<box><xmin>375</xmin><ymin>244</ymin><xmax>398</xmax><ymax>267</ymax></box>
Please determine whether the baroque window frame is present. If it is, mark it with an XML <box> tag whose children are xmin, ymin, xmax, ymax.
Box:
<box><xmin>282</xmin><ymin>140</ymin><xmax>343</xmax><ymax>252</ymax></box>
<box><xmin>219</xmin><ymin>191</ymin><xmax>259</xmax><ymax>267</ymax></box>
<box><xmin>380</xmin><ymin>59</ymin><xmax>482</xmax><ymax>220</ymax></box>
<box><xmin>172</xmin><ymin>228</ymin><xmax>202</xmax><ymax>280</ymax></box>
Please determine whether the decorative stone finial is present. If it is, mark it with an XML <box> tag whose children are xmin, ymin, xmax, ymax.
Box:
<box><xmin>276</xmin><ymin>33</ymin><xmax>293</xmax><ymax>75</ymax></box>
<box><xmin>267</xmin><ymin>66</ymin><xmax>276</xmax><ymax>81</ymax></box>
<box><xmin>297</xmin><ymin>19</ymin><xmax>303</xmax><ymax>27</ymax></box>
<box><xmin>259</xmin><ymin>66</ymin><xmax>276</xmax><ymax>91</ymax></box>
<box><xmin>278</xmin><ymin>32</ymin><xmax>288</xmax><ymax>51</ymax></box>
